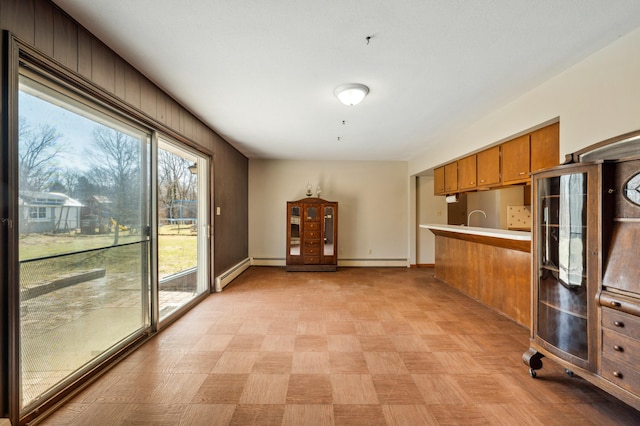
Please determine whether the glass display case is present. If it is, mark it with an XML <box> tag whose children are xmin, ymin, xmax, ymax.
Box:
<box><xmin>524</xmin><ymin>162</ymin><xmax>607</xmax><ymax>375</ymax></box>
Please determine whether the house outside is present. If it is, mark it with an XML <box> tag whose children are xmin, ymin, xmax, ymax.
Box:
<box><xmin>18</xmin><ymin>191</ymin><xmax>83</xmax><ymax>234</ymax></box>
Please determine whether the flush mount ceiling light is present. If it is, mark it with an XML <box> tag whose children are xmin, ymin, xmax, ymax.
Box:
<box><xmin>334</xmin><ymin>83</ymin><xmax>369</xmax><ymax>106</ymax></box>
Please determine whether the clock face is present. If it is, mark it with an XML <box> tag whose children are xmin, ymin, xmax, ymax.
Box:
<box><xmin>624</xmin><ymin>172</ymin><xmax>640</xmax><ymax>207</ymax></box>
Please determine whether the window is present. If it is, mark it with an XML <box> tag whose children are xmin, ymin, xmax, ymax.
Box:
<box><xmin>28</xmin><ymin>207</ymin><xmax>47</xmax><ymax>219</ymax></box>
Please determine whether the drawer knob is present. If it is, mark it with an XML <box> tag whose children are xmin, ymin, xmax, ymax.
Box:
<box><xmin>614</xmin><ymin>321</ymin><xmax>624</xmax><ymax>328</ymax></box>
<box><xmin>614</xmin><ymin>345</ymin><xmax>624</xmax><ymax>352</ymax></box>
<box><xmin>611</xmin><ymin>301</ymin><xmax>621</xmax><ymax>307</ymax></box>
<box><xmin>613</xmin><ymin>371</ymin><xmax>623</xmax><ymax>379</ymax></box>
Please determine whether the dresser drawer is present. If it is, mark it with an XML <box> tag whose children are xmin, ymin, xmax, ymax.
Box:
<box><xmin>303</xmin><ymin>256</ymin><xmax>319</xmax><ymax>264</ymax></box>
<box><xmin>601</xmin><ymin>355</ymin><xmax>640</xmax><ymax>395</ymax></box>
<box><xmin>304</xmin><ymin>230</ymin><xmax>320</xmax><ymax>240</ymax></box>
<box><xmin>304</xmin><ymin>239</ymin><xmax>319</xmax><ymax>247</ymax></box>
<box><xmin>304</xmin><ymin>221</ymin><xmax>320</xmax><ymax>231</ymax></box>
<box><xmin>602</xmin><ymin>307</ymin><xmax>640</xmax><ymax>340</ymax></box>
<box><xmin>303</xmin><ymin>246</ymin><xmax>320</xmax><ymax>256</ymax></box>
<box><xmin>602</xmin><ymin>328</ymin><xmax>640</xmax><ymax>368</ymax></box>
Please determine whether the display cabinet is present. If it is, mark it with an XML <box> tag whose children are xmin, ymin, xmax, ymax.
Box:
<box><xmin>524</xmin><ymin>162</ymin><xmax>605</xmax><ymax>374</ymax></box>
<box><xmin>286</xmin><ymin>198</ymin><xmax>338</xmax><ymax>271</ymax></box>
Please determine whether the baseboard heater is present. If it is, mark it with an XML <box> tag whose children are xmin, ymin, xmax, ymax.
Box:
<box><xmin>215</xmin><ymin>257</ymin><xmax>251</xmax><ymax>292</ymax></box>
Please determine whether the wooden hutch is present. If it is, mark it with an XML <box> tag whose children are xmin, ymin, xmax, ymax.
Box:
<box><xmin>286</xmin><ymin>198</ymin><xmax>338</xmax><ymax>271</ymax></box>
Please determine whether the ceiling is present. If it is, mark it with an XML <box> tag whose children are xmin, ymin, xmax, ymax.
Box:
<box><xmin>52</xmin><ymin>1</ymin><xmax>640</xmax><ymax>161</ymax></box>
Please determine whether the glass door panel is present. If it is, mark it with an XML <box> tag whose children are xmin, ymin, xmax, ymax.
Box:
<box><xmin>324</xmin><ymin>206</ymin><xmax>334</xmax><ymax>256</ymax></box>
<box><xmin>537</xmin><ymin>172</ymin><xmax>588</xmax><ymax>359</ymax></box>
<box><xmin>157</xmin><ymin>139</ymin><xmax>209</xmax><ymax>321</ymax></box>
<box><xmin>290</xmin><ymin>206</ymin><xmax>300</xmax><ymax>256</ymax></box>
<box><xmin>18</xmin><ymin>74</ymin><xmax>151</xmax><ymax>410</ymax></box>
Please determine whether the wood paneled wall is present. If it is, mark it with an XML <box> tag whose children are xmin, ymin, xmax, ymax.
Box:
<box><xmin>1</xmin><ymin>0</ymin><xmax>249</xmax><ymax>277</ymax></box>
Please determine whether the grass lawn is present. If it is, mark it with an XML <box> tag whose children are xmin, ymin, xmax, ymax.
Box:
<box><xmin>19</xmin><ymin>225</ymin><xmax>198</xmax><ymax>280</ymax></box>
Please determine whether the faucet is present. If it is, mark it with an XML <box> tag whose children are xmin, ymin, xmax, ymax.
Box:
<box><xmin>467</xmin><ymin>209</ymin><xmax>487</xmax><ymax>227</ymax></box>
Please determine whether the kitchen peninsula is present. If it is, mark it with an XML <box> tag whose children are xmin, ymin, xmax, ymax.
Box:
<box><xmin>421</xmin><ymin>224</ymin><xmax>531</xmax><ymax>327</ymax></box>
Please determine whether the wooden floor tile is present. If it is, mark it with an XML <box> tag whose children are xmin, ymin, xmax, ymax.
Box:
<box><xmin>372</xmin><ymin>374</ymin><xmax>424</xmax><ymax>404</ymax></box>
<box><xmin>211</xmin><ymin>351</ymin><xmax>259</xmax><ymax>374</ymax></box>
<box><xmin>179</xmin><ymin>404</ymin><xmax>236</xmax><ymax>426</ymax></box>
<box><xmin>382</xmin><ymin>404</ymin><xmax>439</xmax><ymax>426</ymax></box>
<box><xmin>191</xmin><ymin>374</ymin><xmax>248</xmax><ymax>404</ymax></box>
<box><xmin>333</xmin><ymin>404</ymin><xmax>386</xmax><ymax>426</ymax></box>
<box><xmin>282</xmin><ymin>404</ymin><xmax>332</xmax><ymax>426</ymax></box>
<box><xmin>238</xmin><ymin>373</ymin><xmax>289</xmax><ymax>404</ymax></box>
<box><xmin>229</xmin><ymin>404</ymin><xmax>285</xmax><ymax>426</ymax></box>
<box><xmin>294</xmin><ymin>335</ymin><xmax>328</xmax><ymax>352</ymax></box>
<box><xmin>286</xmin><ymin>374</ymin><xmax>332</xmax><ymax>404</ymax></box>
<box><xmin>330</xmin><ymin>374</ymin><xmax>379</xmax><ymax>404</ymax></box>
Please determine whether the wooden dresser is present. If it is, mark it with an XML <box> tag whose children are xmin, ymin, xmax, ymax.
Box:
<box><xmin>286</xmin><ymin>198</ymin><xmax>338</xmax><ymax>272</ymax></box>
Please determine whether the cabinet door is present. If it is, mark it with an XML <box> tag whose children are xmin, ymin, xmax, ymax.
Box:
<box><xmin>476</xmin><ymin>146</ymin><xmax>501</xmax><ymax>187</ymax></box>
<box><xmin>434</xmin><ymin>166</ymin><xmax>445</xmax><ymax>195</ymax></box>
<box><xmin>444</xmin><ymin>162</ymin><xmax>458</xmax><ymax>193</ymax></box>
<box><xmin>530</xmin><ymin>122</ymin><xmax>559</xmax><ymax>173</ymax></box>
<box><xmin>533</xmin><ymin>164</ymin><xmax>600</xmax><ymax>370</ymax></box>
<box><xmin>286</xmin><ymin>203</ymin><xmax>303</xmax><ymax>265</ymax></box>
<box><xmin>503</xmin><ymin>135</ymin><xmax>531</xmax><ymax>184</ymax></box>
<box><xmin>322</xmin><ymin>204</ymin><xmax>337</xmax><ymax>265</ymax></box>
<box><xmin>458</xmin><ymin>155</ymin><xmax>477</xmax><ymax>191</ymax></box>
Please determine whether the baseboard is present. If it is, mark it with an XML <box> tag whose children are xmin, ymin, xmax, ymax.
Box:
<box><xmin>214</xmin><ymin>257</ymin><xmax>251</xmax><ymax>292</ymax></box>
<box><xmin>251</xmin><ymin>258</ymin><xmax>286</xmax><ymax>266</ymax></box>
<box><xmin>251</xmin><ymin>258</ymin><xmax>409</xmax><ymax>268</ymax></box>
<box><xmin>338</xmin><ymin>259</ymin><xmax>409</xmax><ymax>268</ymax></box>
<box><xmin>416</xmin><ymin>263</ymin><xmax>435</xmax><ymax>268</ymax></box>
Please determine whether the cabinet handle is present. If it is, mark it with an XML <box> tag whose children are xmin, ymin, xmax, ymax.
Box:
<box><xmin>518</xmin><ymin>171</ymin><xmax>526</xmax><ymax>175</ymax></box>
<box><xmin>613</xmin><ymin>371</ymin><xmax>623</xmax><ymax>379</ymax></box>
<box><xmin>614</xmin><ymin>345</ymin><xmax>623</xmax><ymax>352</ymax></box>
<box><xmin>611</xmin><ymin>301</ymin><xmax>621</xmax><ymax>307</ymax></box>
<box><xmin>614</xmin><ymin>321</ymin><xmax>624</xmax><ymax>328</ymax></box>
<box><xmin>480</xmin><ymin>179</ymin><xmax>485</xmax><ymax>183</ymax></box>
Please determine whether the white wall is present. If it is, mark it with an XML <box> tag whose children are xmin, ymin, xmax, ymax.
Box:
<box><xmin>249</xmin><ymin>160</ymin><xmax>409</xmax><ymax>266</ymax></box>
<box><xmin>416</xmin><ymin>176</ymin><xmax>447</xmax><ymax>264</ymax></box>
<box><xmin>467</xmin><ymin>186</ymin><xmax>524</xmax><ymax>229</ymax></box>
<box><xmin>409</xmin><ymin>27</ymin><xmax>640</xmax><ymax>176</ymax></box>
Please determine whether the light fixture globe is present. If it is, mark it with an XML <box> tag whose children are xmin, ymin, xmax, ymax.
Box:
<box><xmin>334</xmin><ymin>83</ymin><xmax>369</xmax><ymax>106</ymax></box>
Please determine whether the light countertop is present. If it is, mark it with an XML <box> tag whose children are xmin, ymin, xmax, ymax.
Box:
<box><xmin>420</xmin><ymin>224</ymin><xmax>531</xmax><ymax>241</ymax></box>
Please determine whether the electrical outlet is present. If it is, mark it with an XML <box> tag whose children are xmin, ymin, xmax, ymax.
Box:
<box><xmin>368</xmin><ymin>249</ymin><xmax>372</xmax><ymax>254</ymax></box>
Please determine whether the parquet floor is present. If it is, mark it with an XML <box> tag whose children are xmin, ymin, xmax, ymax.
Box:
<box><xmin>42</xmin><ymin>267</ymin><xmax>640</xmax><ymax>425</ymax></box>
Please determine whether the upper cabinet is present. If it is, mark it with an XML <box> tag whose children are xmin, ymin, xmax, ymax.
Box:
<box><xmin>502</xmin><ymin>134</ymin><xmax>531</xmax><ymax>184</ymax></box>
<box><xmin>530</xmin><ymin>122</ymin><xmax>560</xmax><ymax>173</ymax></box>
<box><xmin>477</xmin><ymin>146</ymin><xmax>501</xmax><ymax>188</ymax></box>
<box><xmin>434</xmin><ymin>166</ymin><xmax>445</xmax><ymax>195</ymax></box>
<box><xmin>433</xmin><ymin>122</ymin><xmax>560</xmax><ymax>196</ymax></box>
<box><xmin>444</xmin><ymin>162</ymin><xmax>458</xmax><ymax>193</ymax></box>
<box><xmin>458</xmin><ymin>155</ymin><xmax>477</xmax><ymax>191</ymax></box>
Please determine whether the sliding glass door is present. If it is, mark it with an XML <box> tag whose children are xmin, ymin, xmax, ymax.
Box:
<box><xmin>157</xmin><ymin>139</ymin><xmax>210</xmax><ymax>321</ymax></box>
<box><xmin>18</xmin><ymin>72</ymin><xmax>151</xmax><ymax>410</ymax></box>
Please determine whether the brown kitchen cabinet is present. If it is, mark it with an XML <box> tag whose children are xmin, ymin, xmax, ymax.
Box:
<box><xmin>530</xmin><ymin>122</ymin><xmax>560</xmax><ymax>173</ymax></box>
<box><xmin>457</xmin><ymin>155</ymin><xmax>477</xmax><ymax>191</ymax></box>
<box><xmin>434</xmin><ymin>166</ymin><xmax>445</xmax><ymax>195</ymax></box>
<box><xmin>502</xmin><ymin>134</ymin><xmax>531</xmax><ymax>184</ymax></box>
<box><xmin>444</xmin><ymin>162</ymin><xmax>458</xmax><ymax>193</ymax></box>
<box><xmin>476</xmin><ymin>146</ymin><xmax>501</xmax><ymax>188</ymax></box>
<box><xmin>286</xmin><ymin>198</ymin><xmax>338</xmax><ymax>272</ymax></box>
